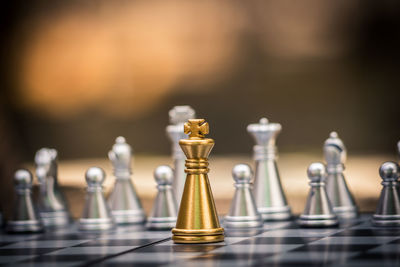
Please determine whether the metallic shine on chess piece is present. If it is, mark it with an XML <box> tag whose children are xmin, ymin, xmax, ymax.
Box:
<box><xmin>172</xmin><ymin>119</ymin><xmax>224</xmax><ymax>243</ymax></box>
<box><xmin>79</xmin><ymin>167</ymin><xmax>115</xmax><ymax>231</ymax></box>
<box><xmin>35</xmin><ymin>148</ymin><xmax>70</xmax><ymax>227</ymax></box>
<box><xmin>7</xmin><ymin>169</ymin><xmax>44</xmax><ymax>233</ymax></box>
<box><xmin>247</xmin><ymin>118</ymin><xmax>292</xmax><ymax>221</ymax></box>
<box><xmin>299</xmin><ymin>162</ymin><xmax>339</xmax><ymax>227</ymax></box>
<box><xmin>224</xmin><ymin>164</ymin><xmax>263</xmax><ymax>229</ymax></box>
<box><xmin>372</xmin><ymin>162</ymin><xmax>400</xmax><ymax>227</ymax></box>
<box><xmin>146</xmin><ymin>165</ymin><xmax>178</xmax><ymax>230</ymax></box>
<box><xmin>324</xmin><ymin>132</ymin><xmax>358</xmax><ymax>219</ymax></box>
<box><xmin>166</xmin><ymin>106</ymin><xmax>195</xmax><ymax>206</ymax></box>
<box><xmin>107</xmin><ymin>137</ymin><xmax>146</xmax><ymax>224</ymax></box>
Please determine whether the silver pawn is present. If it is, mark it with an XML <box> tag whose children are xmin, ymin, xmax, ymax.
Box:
<box><xmin>35</xmin><ymin>148</ymin><xmax>70</xmax><ymax>227</ymax></box>
<box><xmin>224</xmin><ymin>164</ymin><xmax>263</xmax><ymax>229</ymax></box>
<box><xmin>166</xmin><ymin>106</ymin><xmax>195</xmax><ymax>206</ymax></box>
<box><xmin>107</xmin><ymin>136</ymin><xmax>146</xmax><ymax>224</ymax></box>
<box><xmin>299</xmin><ymin>163</ymin><xmax>339</xmax><ymax>227</ymax></box>
<box><xmin>7</xmin><ymin>169</ymin><xmax>44</xmax><ymax>233</ymax></box>
<box><xmin>146</xmin><ymin>165</ymin><xmax>178</xmax><ymax>230</ymax></box>
<box><xmin>372</xmin><ymin>162</ymin><xmax>400</xmax><ymax>227</ymax></box>
<box><xmin>247</xmin><ymin>117</ymin><xmax>291</xmax><ymax>221</ymax></box>
<box><xmin>79</xmin><ymin>167</ymin><xmax>115</xmax><ymax>231</ymax></box>
<box><xmin>324</xmin><ymin>132</ymin><xmax>358</xmax><ymax>219</ymax></box>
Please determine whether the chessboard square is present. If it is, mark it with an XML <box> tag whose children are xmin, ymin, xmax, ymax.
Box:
<box><xmin>212</xmin><ymin>244</ymin><xmax>302</xmax><ymax>254</ymax></box>
<box><xmin>0</xmin><ymin>255</ymin><xmax>37</xmax><ymax>264</ymax></box>
<box><xmin>310</xmin><ymin>236</ymin><xmax>398</xmax><ymax>245</ymax></box>
<box><xmin>34</xmin><ymin>233</ymin><xmax>97</xmax><ymax>240</ymax></box>
<box><xmin>223</xmin><ymin>237</ymin><xmax>251</xmax><ymax>244</ymax></box>
<box><xmin>338</xmin><ymin>261</ymin><xmax>400</xmax><ymax>267</ymax></box>
<box><xmin>235</xmin><ymin>236</ymin><xmax>321</xmax><ymax>245</ymax></box>
<box><xmin>388</xmin><ymin>238</ymin><xmax>400</xmax><ymax>244</ymax></box>
<box><xmin>0</xmin><ymin>247</ymin><xmax>61</xmax><ymax>256</ymax></box>
<box><xmin>353</xmin><ymin>252</ymin><xmax>400</xmax><ymax>261</ymax></box>
<box><xmin>293</xmin><ymin>244</ymin><xmax>378</xmax><ymax>252</ymax></box>
<box><xmin>0</xmin><ymin>234</ymin><xmax>40</xmax><ymax>242</ymax></box>
<box><xmin>367</xmin><ymin>244</ymin><xmax>400</xmax><ymax>254</ymax></box>
<box><xmin>46</xmin><ymin>246</ymin><xmax>135</xmax><ymax>255</ymax></box>
<box><xmin>263</xmin><ymin>251</ymin><xmax>360</xmax><ymax>264</ymax></box>
<box><xmin>333</xmin><ymin>229</ymin><xmax>400</xmax><ymax>237</ymax></box>
<box><xmin>74</xmin><ymin>238</ymin><xmax>158</xmax><ymax>247</ymax></box>
<box><xmin>259</xmin><ymin>228</ymin><xmax>341</xmax><ymax>237</ymax></box>
<box><xmin>17</xmin><ymin>254</ymin><xmax>104</xmax><ymax>264</ymax></box>
<box><xmin>1</xmin><ymin>240</ymin><xmax>90</xmax><ymax>248</ymax></box>
<box><xmin>99</xmin><ymin>231</ymin><xmax>170</xmax><ymax>240</ymax></box>
<box><xmin>0</xmin><ymin>242</ymin><xmax>13</xmax><ymax>247</ymax></box>
<box><xmin>105</xmin><ymin>252</ymin><xmax>200</xmax><ymax>263</ymax></box>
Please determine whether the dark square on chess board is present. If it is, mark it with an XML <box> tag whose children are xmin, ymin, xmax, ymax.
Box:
<box><xmin>0</xmin><ymin>214</ymin><xmax>399</xmax><ymax>267</ymax></box>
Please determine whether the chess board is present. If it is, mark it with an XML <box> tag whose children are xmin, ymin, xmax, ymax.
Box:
<box><xmin>0</xmin><ymin>214</ymin><xmax>399</xmax><ymax>267</ymax></box>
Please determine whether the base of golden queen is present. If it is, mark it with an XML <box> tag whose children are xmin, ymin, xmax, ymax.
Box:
<box><xmin>172</xmin><ymin>233</ymin><xmax>224</xmax><ymax>244</ymax></box>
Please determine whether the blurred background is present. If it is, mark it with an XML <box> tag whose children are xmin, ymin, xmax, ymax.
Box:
<box><xmin>0</xmin><ymin>0</ymin><xmax>399</xmax><ymax>218</ymax></box>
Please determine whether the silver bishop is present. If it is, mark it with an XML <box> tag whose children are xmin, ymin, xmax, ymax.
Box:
<box><xmin>107</xmin><ymin>136</ymin><xmax>146</xmax><ymax>224</ymax></box>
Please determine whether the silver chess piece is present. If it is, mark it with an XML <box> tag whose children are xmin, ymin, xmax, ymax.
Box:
<box><xmin>79</xmin><ymin>167</ymin><xmax>115</xmax><ymax>231</ymax></box>
<box><xmin>35</xmin><ymin>148</ymin><xmax>70</xmax><ymax>227</ymax></box>
<box><xmin>146</xmin><ymin>165</ymin><xmax>178</xmax><ymax>230</ymax></box>
<box><xmin>7</xmin><ymin>169</ymin><xmax>44</xmax><ymax>233</ymax></box>
<box><xmin>224</xmin><ymin>164</ymin><xmax>263</xmax><ymax>229</ymax></box>
<box><xmin>299</xmin><ymin>162</ymin><xmax>339</xmax><ymax>227</ymax></box>
<box><xmin>324</xmin><ymin>132</ymin><xmax>358</xmax><ymax>219</ymax></box>
<box><xmin>247</xmin><ymin>117</ymin><xmax>291</xmax><ymax>221</ymax></box>
<box><xmin>397</xmin><ymin>140</ymin><xmax>400</xmax><ymax>157</ymax></box>
<box><xmin>166</xmin><ymin>106</ymin><xmax>195</xmax><ymax>206</ymax></box>
<box><xmin>372</xmin><ymin>162</ymin><xmax>400</xmax><ymax>227</ymax></box>
<box><xmin>107</xmin><ymin>136</ymin><xmax>146</xmax><ymax>224</ymax></box>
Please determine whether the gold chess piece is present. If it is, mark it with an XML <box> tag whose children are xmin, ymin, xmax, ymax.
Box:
<box><xmin>172</xmin><ymin>119</ymin><xmax>224</xmax><ymax>243</ymax></box>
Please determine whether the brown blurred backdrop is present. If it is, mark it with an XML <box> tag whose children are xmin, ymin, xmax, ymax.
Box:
<box><xmin>0</xmin><ymin>0</ymin><xmax>399</xmax><ymax>217</ymax></box>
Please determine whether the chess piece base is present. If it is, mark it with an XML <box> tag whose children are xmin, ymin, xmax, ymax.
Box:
<box><xmin>172</xmin><ymin>227</ymin><xmax>224</xmax><ymax>244</ymax></box>
<box><xmin>40</xmin><ymin>211</ymin><xmax>70</xmax><ymax>227</ymax></box>
<box><xmin>146</xmin><ymin>216</ymin><xmax>177</xmax><ymax>230</ymax></box>
<box><xmin>6</xmin><ymin>220</ymin><xmax>44</xmax><ymax>233</ymax></box>
<box><xmin>298</xmin><ymin>214</ymin><xmax>339</xmax><ymax>228</ymax></box>
<box><xmin>78</xmin><ymin>217</ymin><xmax>115</xmax><ymax>231</ymax></box>
<box><xmin>333</xmin><ymin>206</ymin><xmax>358</xmax><ymax>219</ymax></box>
<box><xmin>112</xmin><ymin>210</ymin><xmax>146</xmax><ymax>224</ymax></box>
<box><xmin>372</xmin><ymin>214</ymin><xmax>400</xmax><ymax>227</ymax></box>
<box><xmin>258</xmin><ymin>206</ymin><xmax>292</xmax><ymax>221</ymax></box>
<box><xmin>224</xmin><ymin>215</ymin><xmax>263</xmax><ymax>229</ymax></box>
